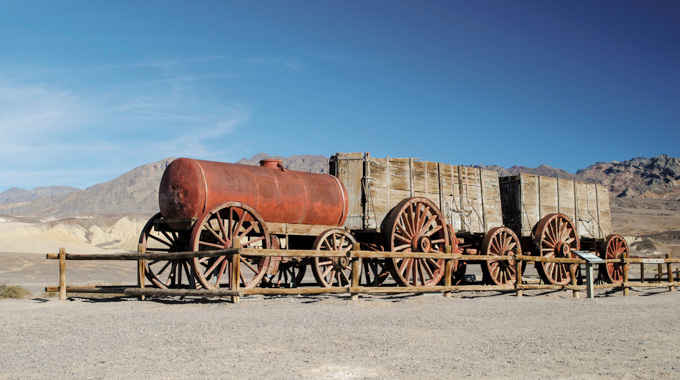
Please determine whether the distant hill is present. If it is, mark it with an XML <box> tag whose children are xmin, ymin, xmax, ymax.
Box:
<box><xmin>237</xmin><ymin>152</ymin><xmax>328</xmax><ymax>173</ymax></box>
<box><xmin>0</xmin><ymin>159</ymin><xmax>174</xmax><ymax>218</ymax></box>
<box><xmin>0</xmin><ymin>186</ymin><xmax>80</xmax><ymax>204</ymax></box>
<box><xmin>2</xmin><ymin>153</ymin><xmax>678</xmax><ymax>219</ymax></box>
<box><xmin>576</xmin><ymin>154</ymin><xmax>680</xmax><ymax>197</ymax></box>
<box><xmin>475</xmin><ymin>164</ymin><xmax>583</xmax><ymax>182</ymax></box>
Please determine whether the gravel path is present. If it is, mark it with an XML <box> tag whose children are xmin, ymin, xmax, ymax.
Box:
<box><xmin>1</xmin><ymin>290</ymin><xmax>679</xmax><ymax>379</ymax></box>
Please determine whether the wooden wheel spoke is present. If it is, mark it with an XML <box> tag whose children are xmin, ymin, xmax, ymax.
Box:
<box><xmin>422</xmin><ymin>260</ymin><xmax>435</xmax><ymax>278</ymax></box>
<box><xmin>394</xmin><ymin>243</ymin><xmax>411</xmax><ymax>252</ymax></box>
<box><xmin>422</xmin><ymin>225</ymin><xmax>442</xmax><ymax>237</ymax></box>
<box><xmin>206</xmin><ymin>223</ymin><xmax>227</xmax><ymax>245</ymax></box>
<box><xmin>148</xmin><ymin>233</ymin><xmax>173</xmax><ymax>247</ymax></box>
<box><xmin>244</xmin><ymin>236</ymin><xmax>265</xmax><ymax>247</ymax></box>
<box><xmin>160</xmin><ymin>230</ymin><xmax>176</xmax><ymax>245</ymax></box>
<box><xmin>241</xmin><ymin>258</ymin><xmax>260</xmax><ymax>274</ymax></box>
<box><xmin>199</xmin><ymin>240</ymin><xmax>225</xmax><ymax>249</ymax></box>
<box><xmin>340</xmin><ymin>269</ymin><xmax>351</xmax><ymax>284</ymax></box>
<box><xmin>204</xmin><ymin>256</ymin><xmax>226</xmax><ymax>277</ymax></box>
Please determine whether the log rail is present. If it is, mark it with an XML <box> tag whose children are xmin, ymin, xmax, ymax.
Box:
<box><xmin>46</xmin><ymin>245</ymin><xmax>678</xmax><ymax>302</ymax></box>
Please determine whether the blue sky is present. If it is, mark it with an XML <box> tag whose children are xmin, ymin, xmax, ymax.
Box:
<box><xmin>1</xmin><ymin>1</ymin><xmax>678</xmax><ymax>192</ymax></box>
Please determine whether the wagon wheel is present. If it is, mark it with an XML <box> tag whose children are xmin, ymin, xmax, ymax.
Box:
<box><xmin>533</xmin><ymin>213</ymin><xmax>580</xmax><ymax>286</ymax></box>
<box><xmin>385</xmin><ymin>198</ymin><xmax>448</xmax><ymax>287</ymax></box>
<box><xmin>447</xmin><ymin>225</ymin><xmax>467</xmax><ymax>285</ymax></box>
<box><xmin>481</xmin><ymin>227</ymin><xmax>520</xmax><ymax>285</ymax></box>
<box><xmin>312</xmin><ymin>229</ymin><xmax>360</xmax><ymax>287</ymax></box>
<box><xmin>360</xmin><ymin>243</ymin><xmax>391</xmax><ymax>286</ymax></box>
<box><xmin>262</xmin><ymin>235</ymin><xmax>307</xmax><ymax>288</ymax></box>
<box><xmin>139</xmin><ymin>212</ymin><xmax>197</xmax><ymax>289</ymax></box>
<box><xmin>190</xmin><ymin>202</ymin><xmax>271</xmax><ymax>290</ymax></box>
<box><xmin>599</xmin><ymin>234</ymin><xmax>629</xmax><ymax>284</ymax></box>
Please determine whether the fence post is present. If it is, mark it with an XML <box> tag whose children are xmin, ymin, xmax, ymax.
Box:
<box><xmin>623</xmin><ymin>257</ymin><xmax>630</xmax><ymax>296</ymax></box>
<box><xmin>443</xmin><ymin>245</ymin><xmax>452</xmax><ymax>298</ymax></box>
<box><xmin>658</xmin><ymin>263</ymin><xmax>663</xmax><ymax>283</ymax></box>
<box><xmin>640</xmin><ymin>262</ymin><xmax>645</xmax><ymax>283</ymax></box>
<box><xmin>59</xmin><ymin>247</ymin><xmax>66</xmax><ymax>301</ymax></box>
<box><xmin>231</xmin><ymin>240</ymin><xmax>241</xmax><ymax>303</ymax></box>
<box><xmin>515</xmin><ymin>257</ymin><xmax>523</xmax><ymax>298</ymax></box>
<box><xmin>569</xmin><ymin>263</ymin><xmax>580</xmax><ymax>299</ymax></box>
<box><xmin>137</xmin><ymin>244</ymin><xmax>146</xmax><ymax>301</ymax></box>
<box><xmin>667</xmin><ymin>254</ymin><xmax>675</xmax><ymax>292</ymax></box>
<box><xmin>350</xmin><ymin>243</ymin><xmax>360</xmax><ymax>301</ymax></box>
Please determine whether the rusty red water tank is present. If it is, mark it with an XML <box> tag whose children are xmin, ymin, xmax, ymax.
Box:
<box><xmin>159</xmin><ymin>158</ymin><xmax>349</xmax><ymax>227</ymax></box>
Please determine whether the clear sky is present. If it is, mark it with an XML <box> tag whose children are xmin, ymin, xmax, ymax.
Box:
<box><xmin>1</xmin><ymin>1</ymin><xmax>678</xmax><ymax>192</ymax></box>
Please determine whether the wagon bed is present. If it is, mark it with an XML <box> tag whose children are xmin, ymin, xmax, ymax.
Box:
<box><xmin>330</xmin><ymin>152</ymin><xmax>503</xmax><ymax>234</ymax></box>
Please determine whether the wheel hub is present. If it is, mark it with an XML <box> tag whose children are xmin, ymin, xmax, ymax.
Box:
<box><xmin>412</xmin><ymin>235</ymin><xmax>432</xmax><ymax>252</ymax></box>
<box><xmin>499</xmin><ymin>249</ymin><xmax>515</xmax><ymax>267</ymax></box>
<box><xmin>555</xmin><ymin>242</ymin><xmax>570</xmax><ymax>257</ymax></box>
<box><xmin>332</xmin><ymin>256</ymin><xmax>350</xmax><ymax>270</ymax></box>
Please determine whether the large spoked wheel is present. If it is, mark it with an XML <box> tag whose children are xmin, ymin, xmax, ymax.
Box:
<box><xmin>481</xmin><ymin>227</ymin><xmax>520</xmax><ymax>285</ymax></box>
<box><xmin>533</xmin><ymin>213</ymin><xmax>580</xmax><ymax>286</ymax></box>
<box><xmin>385</xmin><ymin>198</ymin><xmax>449</xmax><ymax>287</ymax></box>
<box><xmin>360</xmin><ymin>243</ymin><xmax>392</xmax><ymax>287</ymax></box>
<box><xmin>139</xmin><ymin>212</ymin><xmax>197</xmax><ymax>289</ymax></box>
<box><xmin>599</xmin><ymin>234</ymin><xmax>629</xmax><ymax>284</ymax></box>
<box><xmin>312</xmin><ymin>229</ymin><xmax>360</xmax><ymax>287</ymax></box>
<box><xmin>262</xmin><ymin>235</ymin><xmax>307</xmax><ymax>288</ymax></box>
<box><xmin>190</xmin><ymin>202</ymin><xmax>271</xmax><ymax>290</ymax></box>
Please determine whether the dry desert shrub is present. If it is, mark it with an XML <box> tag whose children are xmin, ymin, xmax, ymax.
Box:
<box><xmin>0</xmin><ymin>283</ymin><xmax>31</xmax><ymax>299</ymax></box>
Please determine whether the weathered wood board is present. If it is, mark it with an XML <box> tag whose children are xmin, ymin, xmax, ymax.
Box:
<box><xmin>330</xmin><ymin>152</ymin><xmax>503</xmax><ymax>233</ymax></box>
<box><xmin>499</xmin><ymin>173</ymin><xmax>612</xmax><ymax>239</ymax></box>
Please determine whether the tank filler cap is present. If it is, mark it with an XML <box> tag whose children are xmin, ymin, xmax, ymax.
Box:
<box><xmin>260</xmin><ymin>159</ymin><xmax>286</xmax><ymax>171</ymax></box>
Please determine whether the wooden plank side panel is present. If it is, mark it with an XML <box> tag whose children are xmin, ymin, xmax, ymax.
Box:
<box><xmin>332</xmin><ymin>153</ymin><xmax>364</xmax><ymax>230</ymax></box>
<box><xmin>597</xmin><ymin>185</ymin><xmax>612</xmax><ymax>237</ymax></box>
<box><xmin>576</xmin><ymin>182</ymin><xmax>592</xmax><ymax>239</ymax></box>
<box><xmin>481</xmin><ymin>169</ymin><xmax>503</xmax><ymax>229</ymax></box>
<box><xmin>576</xmin><ymin>183</ymin><xmax>600</xmax><ymax>239</ymax></box>
<box><xmin>440</xmin><ymin>164</ymin><xmax>463</xmax><ymax>231</ymax></box>
<box><xmin>587</xmin><ymin>184</ymin><xmax>600</xmax><ymax>239</ymax></box>
<box><xmin>557</xmin><ymin>179</ymin><xmax>576</xmax><ymax>226</ymax></box>
<box><xmin>460</xmin><ymin>167</ymin><xmax>484</xmax><ymax>233</ymax></box>
<box><xmin>412</xmin><ymin>161</ymin><xmax>442</xmax><ymax>211</ymax></box>
<box><xmin>520</xmin><ymin>174</ymin><xmax>540</xmax><ymax>237</ymax></box>
<box><xmin>427</xmin><ymin>162</ymin><xmax>441</xmax><ymax>209</ymax></box>
<box><xmin>369</xmin><ymin>158</ymin><xmax>389</xmax><ymax>190</ymax></box>
<box><xmin>367</xmin><ymin>158</ymin><xmax>389</xmax><ymax>229</ymax></box>
<box><xmin>412</xmin><ymin>160</ymin><xmax>427</xmax><ymax>194</ymax></box>
<box><xmin>388</xmin><ymin>159</ymin><xmax>411</xmax><ymax>191</ymax></box>
<box><xmin>539</xmin><ymin>177</ymin><xmax>559</xmax><ymax>216</ymax></box>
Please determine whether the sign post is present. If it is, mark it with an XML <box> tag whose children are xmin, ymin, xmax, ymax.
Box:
<box><xmin>573</xmin><ymin>251</ymin><xmax>605</xmax><ymax>299</ymax></box>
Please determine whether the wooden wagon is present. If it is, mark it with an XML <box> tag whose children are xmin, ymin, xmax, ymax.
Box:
<box><xmin>331</xmin><ymin>152</ymin><xmax>516</xmax><ymax>286</ymax></box>
<box><xmin>500</xmin><ymin>174</ymin><xmax>628</xmax><ymax>285</ymax></box>
<box><xmin>137</xmin><ymin>153</ymin><xmax>628</xmax><ymax>292</ymax></box>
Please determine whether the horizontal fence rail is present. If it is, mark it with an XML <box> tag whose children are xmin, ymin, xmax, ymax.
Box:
<box><xmin>46</xmin><ymin>245</ymin><xmax>678</xmax><ymax>302</ymax></box>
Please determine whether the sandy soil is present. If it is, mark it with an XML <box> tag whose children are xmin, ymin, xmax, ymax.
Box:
<box><xmin>1</xmin><ymin>203</ymin><xmax>679</xmax><ymax>379</ymax></box>
<box><xmin>1</xmin><ymin>290</ymin><xmax>679</xmax><ymax>379</ymax></box>
<box><xmin>610</xmin><ymin>199</ymin><xmax>680</xmax><ymax>257</ymax></box>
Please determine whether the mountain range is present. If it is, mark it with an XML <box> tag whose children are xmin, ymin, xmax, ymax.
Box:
<box><xmin>0</xmin><ymin>186</ymin><xmax>81</xmax><ymax>204</ymax></box>
<box><xmin>1</xmin><ymin>153</ymin><xmax>678</xmax><ymax>218</ymax></box>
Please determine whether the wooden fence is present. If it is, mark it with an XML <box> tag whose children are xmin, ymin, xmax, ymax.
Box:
<box><xmin>46</xmin><ymin>245</ymin><xmax>679</xmax><ymax>302</ymax></box>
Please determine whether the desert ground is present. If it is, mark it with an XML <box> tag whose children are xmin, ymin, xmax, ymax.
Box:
<box><xmin>1</xmin><ymin>203</ymin><xmax>679</xmax><ymax>379</ymax></box>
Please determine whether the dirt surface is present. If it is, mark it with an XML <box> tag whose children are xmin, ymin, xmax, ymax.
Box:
<box><xmin>1</xmin><ymin>290</ymin><xmax>679</xmax><ymax>379</ymax></box>
<box><xmin>1</xmin><ymin>200</ymin><xmax>679</xmax><ymax>379</ymax></box>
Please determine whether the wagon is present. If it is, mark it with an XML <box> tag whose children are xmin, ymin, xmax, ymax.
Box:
<box><xmin>500</xmin><ymin>174</ymin><xmax>628</xmax><ymax>285</ymax></box>
<box><xmin>137</xmin><ymin>152</ymin><xmax>629</xmax><ymax>291</ymax></box>
<box><xmin>330</xmin><ymin>152</ymin><xmax>509</xmax><ymax>286</ymax></box>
